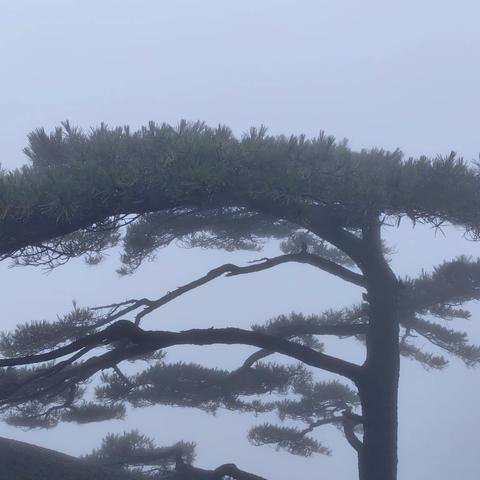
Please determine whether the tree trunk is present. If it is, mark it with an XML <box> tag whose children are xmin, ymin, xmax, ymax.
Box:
<box><xmin>357</xmin><ymin>250</ymin><xmax>400</xmax><ymax>480</ymax></box>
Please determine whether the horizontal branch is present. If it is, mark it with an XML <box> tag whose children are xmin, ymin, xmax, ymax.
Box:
<box><xmin>0</xmin><ymin>322</ymin><xmax>363</xmax><ymax>405</ymax></box>
<box><xmin>114</xmin><ymin>323</ymin><xmax>364</xmax><ymax>380</ymax></box>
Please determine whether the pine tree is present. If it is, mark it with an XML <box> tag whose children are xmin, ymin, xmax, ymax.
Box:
<box><xmin>0</xmin><ymin>121</ymin><xmax>480</xmax><ymax>479</ymax></box>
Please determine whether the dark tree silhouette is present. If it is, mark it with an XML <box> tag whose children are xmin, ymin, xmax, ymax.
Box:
<box><xmin>83</xmin><ymin>430</ymin><xmax>267</xmax><ymax>479</ymax></box>
<box><xmin>0</xmin><ymin>121</ymin><xmax>479</xmax><ymax>480</ymax></box>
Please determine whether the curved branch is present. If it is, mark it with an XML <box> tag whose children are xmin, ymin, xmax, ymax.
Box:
<box><xmin>239</xmin><ymin>349</ymin><xmax>272</xmax><ymax>370</ymax></box>
<box><xmin>0</xmin><ymin>322</ymin><xmax>363</xmax><ymax>405</ymax></box>
<box><xmin>132</xmin><ymin>253</ymin><xmax>364</xmax><ymax>324</ymax></box>
<box><xmin>91</xmin><ymin>253</ymin><xmax>365</xmax><ymax>327</ymax></box>
<box><xmin>116</xmin><ymin>324</ymin><xmax>364</xmax><ymax>380</ymax></box>
<box><xmin>223</xmin><ymin>253</ymin><xmax>365</xmax><ymax>286</ymax></box>
<box><xmin>0</xmin><ymin>330</ymin><xmax>107</xmax><ymax>367</ymax></box>
<box><xmin>288</xmin><ymin>410</ymin><xmax>364</xmax><ymax>453</ymax></box>
<box><xmin>342</xmin><ymin>411</ymin><xmax>363</xmax><ymax>453</ymax></box>
<box><xmin>229</xmin><ymin>322</ymin><xmax>367</xmax><ymax>378</ymax></box>
<box><xmin>175</xmin><ymin>459</ymin><xmax>268</xmax><ymax>480</ymax></box>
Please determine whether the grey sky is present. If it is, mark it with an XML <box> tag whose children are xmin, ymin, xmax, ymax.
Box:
<box><xmin>0</xmin><ymin>1</ymin><xmax>479</xmax><ymax>479</ymax></box>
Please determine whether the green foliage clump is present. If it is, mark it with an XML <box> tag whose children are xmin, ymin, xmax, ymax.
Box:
<box><xmin>3</xmin><ymin>121</ymin><xmax>480</xmax><ymax>269</ymax></box>
<box><xmin>249</xmin><ymin>424</ymin><xmax>330</xmax><ymax>456</ymax></box>
<box><xmin>96</xmin><ymin>360</ymin><xmax>309</xmax><ymax>414</ymax></box>
<box><xmin>0</xmin><ymin>303</ymin><xmax>98</xmax><ymax>357</ymax></box>
<box><xmin>84</xmin><ymin>430</ymin><xmax>195</xmax><ymax>479</ymax></box>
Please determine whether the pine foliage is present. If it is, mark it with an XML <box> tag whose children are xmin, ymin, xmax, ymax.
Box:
<box><xmin>1</xmin><ymin>121</ymin><xmax>480</xmax><ymax>478</ymax></box>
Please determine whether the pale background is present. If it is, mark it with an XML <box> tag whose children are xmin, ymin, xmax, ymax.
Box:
<box><xmin>0</xmin><ymin>1</ymin><xmax>479</xmax><ymax>478</ymax></box>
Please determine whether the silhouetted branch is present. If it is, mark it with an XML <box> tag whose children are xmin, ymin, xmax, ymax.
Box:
<box><xmin>91</xmin><ymin>253</ymin><xmax>365</xmax><ymax>327</ymax></box>
<box><xmin>0</xmin><ymin>321</ymin><xmax>362</xmax><ymax>406</ymax></box>
<box><xmin>175</xmin><ymin>455</ymin><xmax>268</xmax><ymax>480</ymax></box>
<box><xmin>342</xmin><ymin>410</ymin><xmax>363</xmax><ymax>453</ymax></box>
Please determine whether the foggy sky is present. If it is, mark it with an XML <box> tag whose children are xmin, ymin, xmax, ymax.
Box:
<box><xmin>0</xmin><ymin>2</ymin><xmax>479</xmax><ymax>479</ymax></box>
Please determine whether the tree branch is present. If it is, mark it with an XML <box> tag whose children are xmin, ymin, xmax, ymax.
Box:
<box><xmin>228</xmin><ymin>322</ymin><xmax>367</xmax><ymax>379</ymax></box>
<box><xmin>223</xmin><ymin>253</ymin><xmax>365</xmax><ymax>286</ymax></box>
<box><xmin>342</xmin><ymin>411</ymin><xmax>363</xmax><ymax>453</ymax></box>
<box><xmin>0</xmin><ymin>322</ymin><xmax>363</xmax><ymax>406</ymax></box>
<box><xmin>131</xmin><ymin>252</ymin><xmax>364</xmax><ymax>324</ymax></box>
<box><xmin>91</xmin><ymin>253</ymin><xmax>365</xmax><ymax>327</ymax></box>
<box><xmin>175</xmin><ymin>458</ymin><xmax>268</xmax><ymax>480</ymax></box>
<box><xmin>92</xmin><ymin>441</ymin><xmax>269</xmax><ymax>479</ymax></box>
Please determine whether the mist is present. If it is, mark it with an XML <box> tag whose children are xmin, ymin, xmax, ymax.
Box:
<box><xmin>0</xmin><ymin>2</ymin><xmax>479</xmax><ymax>479</ymax></box>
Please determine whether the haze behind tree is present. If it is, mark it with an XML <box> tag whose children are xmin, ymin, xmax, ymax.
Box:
<box><xmin>0</xmin><ymin>4</ymin><xmax>476</xmax><ymax>474</ymax></box>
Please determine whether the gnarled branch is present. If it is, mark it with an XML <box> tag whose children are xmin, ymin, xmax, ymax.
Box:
<box><xmin>0</xmin><ymin>321</ymin><xmax>362</xmax><ymax>406</ymax></box>
<box><xmin>91</xmin><ymin>252</ymin><xmax>365</xmax><ymax>327</ymax></box>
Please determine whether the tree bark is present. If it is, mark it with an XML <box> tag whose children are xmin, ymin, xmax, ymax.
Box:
<box><xmin>357</xmin><ymin>229</ymin><xmax>400</xmax><ymax>480</ymax></box>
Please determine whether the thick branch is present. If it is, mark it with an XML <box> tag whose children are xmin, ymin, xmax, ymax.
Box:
<box><xmin>108</xmin><ymin>323</ymin><xmax>364</xmax><ymax>380</ymax></box>
<box><xmin>248</xmin><ymin>199</ymin><xmax>368</xmax><ymax>267</ymax></box>
<box><xmin>229</xmin><ymin>322</ymin><xmax>367</xmax><ymax>379</ymax></box>
<box><xmin>0</xmin><ymin>322</ymin><xmax>362</xmax><ymax>405</ymax></box>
